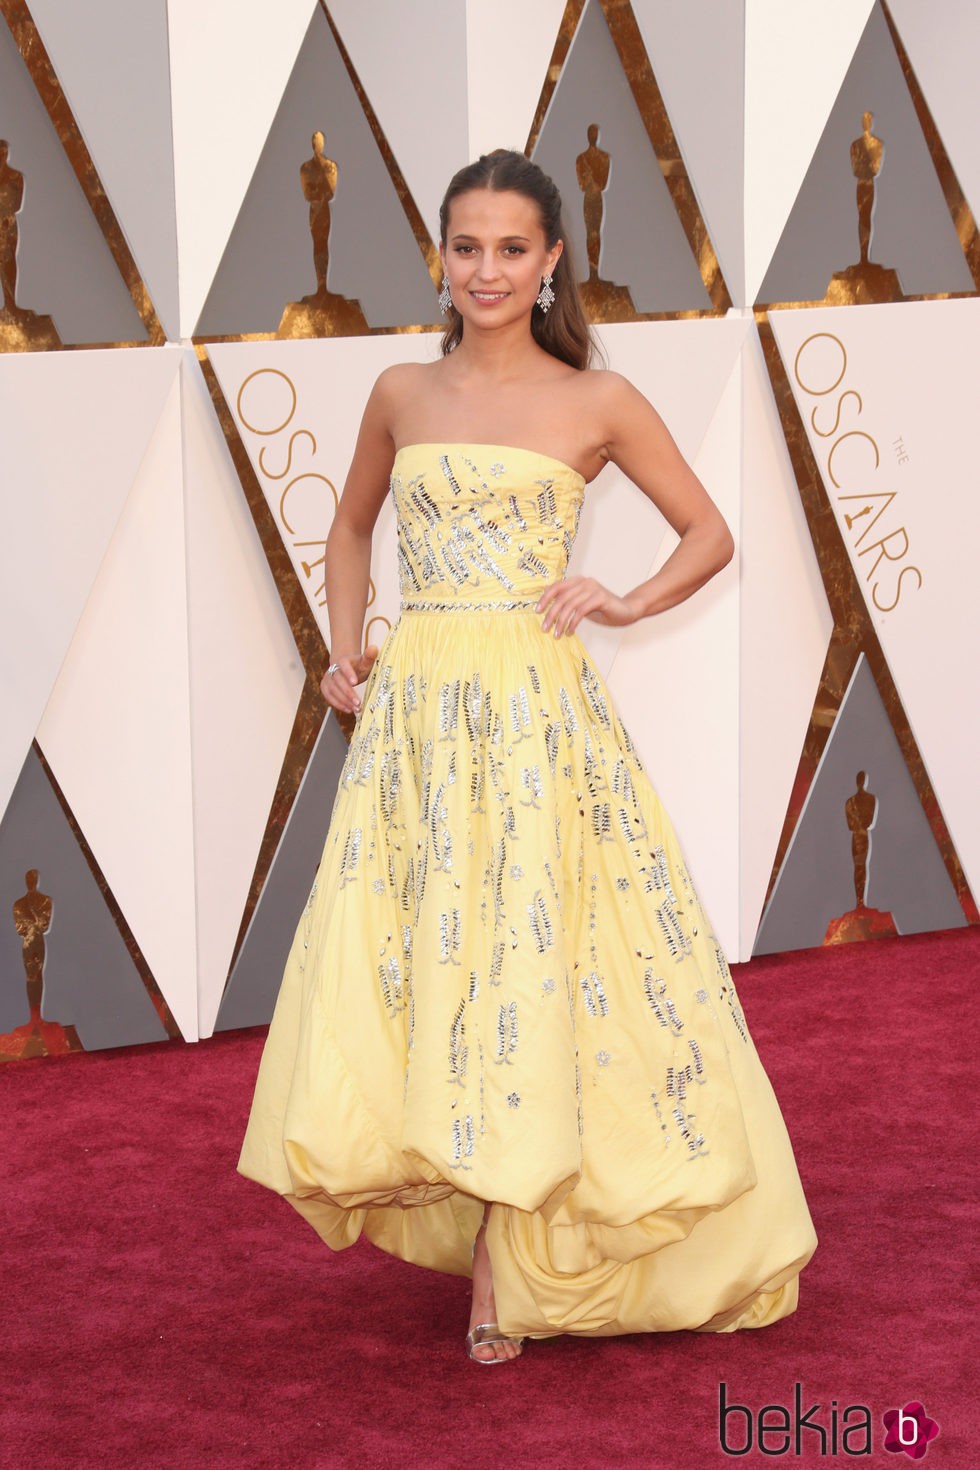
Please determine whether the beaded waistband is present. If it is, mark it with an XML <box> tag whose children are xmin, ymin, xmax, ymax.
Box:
<box><xmin>400</xmin><ymin>597</ymin><xmax>542</xmax><ymax>613</ymax></box>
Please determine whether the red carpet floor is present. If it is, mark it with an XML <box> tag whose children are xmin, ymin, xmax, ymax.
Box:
<box><xmin>2</xmin><ymin>928</ymin><xmax>976</xmax><ymax>1469</ymax></box>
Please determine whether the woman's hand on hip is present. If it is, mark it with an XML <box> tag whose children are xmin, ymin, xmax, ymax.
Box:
<box><xmin>536</xmin><ymin>578</ymin><xmax>639</xmax><ymax>637</ymax></box>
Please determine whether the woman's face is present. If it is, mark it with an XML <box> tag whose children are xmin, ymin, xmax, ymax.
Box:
<box><xmin>440</xmin><ymin>188</ymin><xmax>563</xmax><ymax>331</ymax></box>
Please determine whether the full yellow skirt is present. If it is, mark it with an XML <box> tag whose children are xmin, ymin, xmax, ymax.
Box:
<box><xmin>239</xmin><ymin>608</ymin><xmax>816</xmax><ymax>1337</ymax></box>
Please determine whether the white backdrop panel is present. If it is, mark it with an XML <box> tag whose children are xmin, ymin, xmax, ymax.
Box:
<box><xmin>466</xmin><ymin>0</ymin><xmax>568</xmax><ymax>159</ymax></box>
<box><xmin>331</xmin><ymin>0</ymin><xmax>468</xmax><ymax>248</ymax></box>
<box><xmin>36</xmin><ymin>371</ymin><xmax>199</xmax><ymax>1040</ymax></box>
<box><xmin>575</xmin><ymin>318</ymin><xmax>750</xmax><ymax>680</ymax></box>
<box><xmin>168</xmin><ymin>0</ymin><xmax>318</xmax><ymax>339</ymax></box>
<box><xmin>0</xmin><ymin>347</ymin><xmax>180</xmax><ymax>818</ymax></box>
<box><xmin>738</xmin><ymin>326</ymin><xmax>833</xmax><ymax>957</ymax></box>
<box><xmin>744</xmin><ymin>0</ymin><xmax>875</xmax><ymax>303</ymax></box>
<box><xmin>181</xmin><ymin>352</ymin><xmax>306</xmax><ymax>1038</ymax></box>
<box><xmin>770</xmin><ymin>299</ymin><xmax>980</xmax><ymax>906</ymax></box>
<box><xmin>600</xmin><ymin>339</ymin><xmax>744</xmax><ymax>959</ymax></box>
<box><xmin>208</xmin><ymin>333</ymin><xmax>441</xmax><ymax>652</ymax></box>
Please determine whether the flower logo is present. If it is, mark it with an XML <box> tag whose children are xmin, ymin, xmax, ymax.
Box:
<box><xmin>882</xmin><ymin>1402</ymin><xmax>940</xmax><ymax>1459</ymax></box>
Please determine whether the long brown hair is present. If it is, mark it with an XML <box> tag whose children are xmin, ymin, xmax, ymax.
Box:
<box><xmin>438</xmin><ymin>150</ymin><xmax>596</xmax><ymax>371</ymax></box>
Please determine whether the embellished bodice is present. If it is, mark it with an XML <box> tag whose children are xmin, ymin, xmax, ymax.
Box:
<box><xmin>391</xmin><ymin>444</ymin><xmax>585</xmax><ymax>610</ymax></box>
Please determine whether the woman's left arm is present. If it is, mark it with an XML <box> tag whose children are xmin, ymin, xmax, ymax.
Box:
<box><xmin>537</xmin><ymin>373</ymin><xmax>734</xmax><ymax>636</ymax></box>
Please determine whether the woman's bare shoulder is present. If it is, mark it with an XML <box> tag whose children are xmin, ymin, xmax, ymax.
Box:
<box><xmin>371</xmin><ymin>358</ymin><xmax>442</xmax><ymax>404</ymax></box>
<box><xmin>565</xmin><ymin>367</ymin><xmax>659</xmax><ymax>448</ymax></box>
<box><xmin>579</xmin><ymin>366</ymin><xmax>647</xmax><ymax>406</ymax></box>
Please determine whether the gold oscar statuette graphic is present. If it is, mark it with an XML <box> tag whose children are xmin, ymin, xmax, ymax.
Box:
<box><xmin>0</xmin><ymin>139</ymin><xmax>61</xmax><ymax>352</ymax></box>
<box><xmin>573</xmin><ymin>124</ymin><xmax>637</xmax><ymax>322</ymax></box>
<box><xmin>0</xmin><ymin>869</ymin><xmax>82</xmax><ymax>1061</ymax></box>
<box><xmin>825</xmin><ymin>112</ymin><xmax>903</xmax><ymax>306</ymax></box>
<box><xmin>277</xmin><ymin>130</ymin><xmax>369</xmax><ymax>339</ymax></box>
<box><xmin>823</xmin><ymin>772</ymin><xmax>899</xmax><ymax>945</ymax></box>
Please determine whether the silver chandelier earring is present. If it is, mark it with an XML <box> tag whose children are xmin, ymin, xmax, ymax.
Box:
<box><xmin>536</xmin><ymin>273</ymin><xmax>556</xmax><ymax>313</ymax></box>
<box><xmin>438</xmin><ymin>275</ymin><xmax>453</xmax><ymax>314</ymax></box>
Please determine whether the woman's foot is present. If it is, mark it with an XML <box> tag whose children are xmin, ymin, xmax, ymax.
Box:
<box><xmin>467</xmin><ymin>1220</ymin><xmax>523</xmax><ymax>1363</ymax></box>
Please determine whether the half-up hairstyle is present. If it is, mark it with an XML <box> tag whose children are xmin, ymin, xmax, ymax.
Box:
<box><xmin>438</xmin><ymin>149</ymin><xmax>596</xmax><ymax>371</ymax></box>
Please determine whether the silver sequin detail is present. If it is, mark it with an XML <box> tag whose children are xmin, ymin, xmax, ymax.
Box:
<box><xmin>378</xmin><ymin>956</ymin><xmax>405</xmax><ymax>1018</ymax></box>
<box><xmin>449</xmin><ymin>1000</ymin><xmax>468</xmax><ymax>1086</ymax></box>
<box><xmin>450</xmin><ymin>1114</ymin><xmax>475</xmax><ymax>1169</ymax></box>
<box><xmin>495</xmin><ymin>1001</ymin><xmax>519</xmax><ymax>1064</ymax></box>
<box><xmin>438</xmin><ymin>908</ymin><xmax>462</xmax><ymax>965</ymax></box>
<box><xmin>720</xmin><ymin>982</ymin><xmax>749</xmax><ymax>1044</ymax></box>
<box><xmin>520</xmin><ymin>765</ymin><xmax>544</xmax><ymax>808</ymax></box>
<box><xmin>527</xmin><ymin>891</ymin><xmax>555</xmax><ymax>954</ymax></box>
<box><xmin>338</xmin><ymin>827</ymin><xmax>363</xmax><ymax>888</ymax></box>
<box><xmin>580</xmin><ymin>971</ymin><xmax>609</xmax><ymax>1018</ymax></box>
<box><xmin>643</xmin><ymin>969</ymin><xmax>684</xmax><ymax>1034</ymax></box>
<box><xmin>401</xmin><ymin>597</ymin><xmax>541</xmax><ymax>612</ymax></box>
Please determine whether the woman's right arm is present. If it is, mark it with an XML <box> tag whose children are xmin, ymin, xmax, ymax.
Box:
<box><xmin>320</xmin><ymin>369</ymin><xmax>401</xmax><ymax>713</ymax></box>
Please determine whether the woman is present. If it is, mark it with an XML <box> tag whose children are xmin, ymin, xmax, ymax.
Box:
<box><xmin>239</xmin><ymin>150</ymin><xmax>816</xmax><ymax>1364</ymax></box>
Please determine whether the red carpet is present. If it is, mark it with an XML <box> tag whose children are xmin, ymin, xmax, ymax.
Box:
<box><xmin>2</xmin><ymin>928</ymin><xmax>975</xmax><ymax>1469</ymax></box>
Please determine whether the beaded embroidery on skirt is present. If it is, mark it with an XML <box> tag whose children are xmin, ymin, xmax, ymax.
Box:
<box><xmin>238</xmin><ymin>443</ymin><xmax>816</xmax><ymax>1339</ymax></box>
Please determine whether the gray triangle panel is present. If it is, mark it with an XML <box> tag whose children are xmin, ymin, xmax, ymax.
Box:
<box><xmin>216</xmin><ymin>711</ymin><xmax>349</xmax><ymax>1031</ymax></box>
<box><xmin>533</xmin><ymin>0</ymin><xmax>712</xmax><ymax>314</ymax></box>
<box><xmin>0</xmin><ymin>748</ymin><xmax>168</xmax><ymax>1048</ymax></box>
<box><xmin>27</xmin><ymin>0</ymin><xmax>180</xmax><ymax>339</ymax></box>
<box><xmin>754</xmin><ymin>655</ymin><xmax>965</xmax><ymax>955</ymax></box>
<box><xmin>757</xmin><ymin>1</ymin><xmax>974</xmax><ymax>305</ymax></box>
<box><xmin>0</xmin><ymin>18</ymin><xmax>148</xmax><ymax>344</ymax></box>
<box><xmin>195</xmin><ymin>7</ymin><xmax>438</xmax><ymax>337</ymax></box>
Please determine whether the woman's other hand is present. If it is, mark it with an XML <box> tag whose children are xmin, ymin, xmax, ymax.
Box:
<box><xmin>320</xmin><ymin>644</ymin><xmax>379</xmax><ymax>713</ymax></box>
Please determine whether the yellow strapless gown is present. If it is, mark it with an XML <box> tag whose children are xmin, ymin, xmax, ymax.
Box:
<box><xmin>238</xmin><ymin>443</ymin><xmax>816</xmax><ymax>1336</ymax></box>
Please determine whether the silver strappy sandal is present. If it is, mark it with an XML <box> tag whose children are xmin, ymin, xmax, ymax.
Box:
<box><xmin>466</xmin><ymin>1322</ymin><xmax>525</xmax><ymax>1363</ymax></box>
